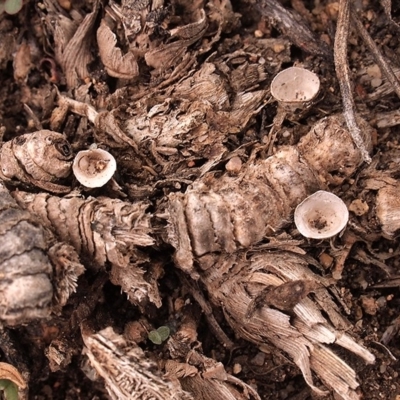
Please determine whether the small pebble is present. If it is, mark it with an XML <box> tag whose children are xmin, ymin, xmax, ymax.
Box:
<box><xmin>250</xmin><ymin>352</ymin><xmax>265</xmax><ymax>366</ymax></box>
<box><xmin>371</xmin><ymin>78</ymin><xmax>382</xmax><ymax>88</ymax></box>
<box><xmin>233</xmin><ymin>363</ymin><xmax>242</xmax><ymax>374</ymax></box>
<box><xmin>225</xmin><ymin>156</ymin><xmax>242</xmax><ymax>174</ymax></box>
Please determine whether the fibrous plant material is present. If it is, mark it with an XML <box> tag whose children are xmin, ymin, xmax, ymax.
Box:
<box><xmin>375</xmin><ymin>183</ymin><xmax>400</xmax><ymax>239</ymax></box>
<box><xmin>81</xmin><ymin>326</ymin><xmax>193</xmax><ymax>400</ymax></box>
<box><xmin>12</xmin><ymin>191</ymin><xmax>153</xmax><ymax>268</ymax></box>
<box><xmin>97</xmin><ymin>1</ymin><xmax>207</xmax><ymax>81</ymax></box>
<box><xmin>42</xmin><ymin>0</ymin><xmax>100</xmax><ymax>89</ymax></box>
<box><xmin>72</xmin><ymin>148</ymin><xmax>117</xmax><ymax>188</ymax></box>
<box><xmin>0</xmin><ymin>130</ymin><xmax>74</xmax><ymax>193</ymax></box>
<box><xmin>294</xmin><ymin>191</ymin><xmax>349</xmax><ymax>239</ymax></box>
<box><xmin>0</xmin><ymin>183</ymin><xmax>84</xmax><ymax>327</ymax></box>
<box><xmin>12</xmin><ymin>191</ymin><xmax>157</xmax><ymax>305</ymax></box>
<box><xmin>200</xmin><ymin>251</ymin><xmax>375</xmax><ymax>400</ymax></box>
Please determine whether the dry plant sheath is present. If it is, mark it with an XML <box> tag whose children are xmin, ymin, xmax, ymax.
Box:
<box><xmin>0</xmin><ymin>130</ymin><xmax>74</xmax><ymax>193</ymax></box>
<box><xmin>0</xmin><ymin>183</ymin><xmax>84</xmax><ymax>327</ymax></box>
<box><xmin>12</xmin><ymin>191</ymin><xmax>156</xmax><ymax>305</ymax></box>
<box><xmin>200</xmin><ymin>251</ymin><xmax>375</xmax><ymax>400</ymax></box>
<box><xmin>12</xmin><ymin>191</ymin><xmax>154</xmax><ymax>269</ymax></box>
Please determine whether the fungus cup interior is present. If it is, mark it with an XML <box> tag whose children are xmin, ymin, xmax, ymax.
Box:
<box><xmin>271</xmin><ymin>66</ymin><xmax>320</xmax><ymax>105</ymax></box>
<box><xmin>73</xmin><ymin>149</ymin><xmax>117</xmax><ymax>188</ymax></box>
<box><xmin>294</xmin><ymin>191</ymin><xmax>349</xmax><ymax>239</ymax></box>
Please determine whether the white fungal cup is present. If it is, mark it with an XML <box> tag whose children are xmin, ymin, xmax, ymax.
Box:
<box><xmin>271</xmin><ymin>66</ymin><xmax>320</xmax><ymax>110</ymax></box>
<box><xmin>294</xmin><ymin>191</ymin><xmax>349</xmax><ymax>239</ymax></box>
<box><xmin>73</xmin><ymin>148</ymin><xmax>117</xmax><ymax>188</ymax></box>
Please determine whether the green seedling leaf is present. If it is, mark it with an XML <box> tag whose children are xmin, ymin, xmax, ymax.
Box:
<box><xmin>148</xmin><ymin>326</ymin><xmax>170</xmax><ymax>344</ymax></box>
<box><xmin>148</xmin><ymin>330</ymin><xmax>162</xmax><ymax>345</ymax></box>
<box><xmin>0</xmin><ymin>379</ymin><xmax>19</xmax><ymax>400</ymax></box>
<box><xmin>4</xmin><ymin>0</ymin><xmax>23</xmax><ymax>15</ymax></box>
<box><xmin>156</xmin><ymin>326</ymin><xmax>170</xmax><ymax>341</ymax></box>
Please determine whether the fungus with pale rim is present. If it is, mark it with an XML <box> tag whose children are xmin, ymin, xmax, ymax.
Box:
<box><xmin>271</xmin><ymin>66</ymin><xmax>320</xmax><ymax>110</ymax></box>
<box><xmin>294</xmin><ymin>191</ymin><xmax>349</xmax><ymax>239</ymax></box>
<box><xmin>73</xmin><ymin>148</ymin><xmax>116</xmax><ymax>188</ymax></box>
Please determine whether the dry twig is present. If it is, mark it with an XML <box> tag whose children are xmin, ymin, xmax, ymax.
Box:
<box><xmin>334</xmin><ymin>0</ymin><xmax>371</xmax><ymax>163</ymax></box>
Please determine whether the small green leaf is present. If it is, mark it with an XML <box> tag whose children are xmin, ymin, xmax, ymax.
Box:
<box><xmin>148</xmin><ymin>330</ymin><xmax>162</xmax><ymax>345</ymax></box>
<box><xmin>0</xmin><ymin>379</ymin><xmax>19</xmax><ymax>400</ymax></box>
<box><xmin>156</xmin><ymin>326</ymin><xmax>170</xmax><ymax>341</ymax></box>
<box><xmin>4</xmin><ymin>0</ymin><xmax>23</xmax><ymax>15</ymax></box>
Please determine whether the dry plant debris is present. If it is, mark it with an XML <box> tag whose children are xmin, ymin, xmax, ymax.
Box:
<box><xmin>1</xmin><ymin>0</ymin><xmax>400</xmax><ymax>399</ymax></box>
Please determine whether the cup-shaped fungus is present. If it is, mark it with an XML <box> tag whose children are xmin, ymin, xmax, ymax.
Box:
<box><xmin>271</xmin><ymin>66</ymin><xmax>320</xmax><ymax>110</ymax></box>
<box><xmin>294</xmin><ymin>191</ymin><xmax>349</xmax><ymax>239</ymax></box>
<box><xmin>73</xmin><ymin>148</ymin><xmax>117</xmax><ymax>188</ymax></box>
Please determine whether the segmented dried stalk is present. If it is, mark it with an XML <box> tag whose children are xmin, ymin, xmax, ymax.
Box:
<box><xmin>0</xmin><ymin>130</ymin><xmax>73</xmax><ymax>193</ymax></box>
<box><xmin>0</xmin><ymin>183</ymin><xmax>84</xmax><ymax>327</ymax></box>
<box><xmin>167</xmin><ymin>114</ymin><xmax>375</xmax><ymax>398</ymax></box>
<box><xmin>13</xmin><ymin>191</ymin><xmax>157</xmax><ymax>305</ymax></box>
<box><xmin>82</xmin><ymin>326</ymin><xmax>193</xmax><ymax>400</ymax></box>
<box><xmin>168</xmin><ymin>114</ymin><xmax>373</xmax><ymax>276</ymax></box>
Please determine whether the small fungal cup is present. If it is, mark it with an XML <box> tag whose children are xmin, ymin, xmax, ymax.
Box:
<box><xmin>73</xmin><ymin>148</ymin><xmax>117</xmax><ymax>188</ymax></box>
<box><xmin>294</xmin><ymin>191</ymin><xmax>349</xmax><ymax>239</ymax></box>
<box><xmin>271</xmin><ymin>66</ymin><xmax>320</xmax><ymax>111</ymax></box>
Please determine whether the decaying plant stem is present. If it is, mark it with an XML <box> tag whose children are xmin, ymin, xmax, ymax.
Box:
<box><xmin>0</xmin><ymin>183</ymin><xmax>84</xmax><ymax>327</ymax></box>
<box><xmin>334</xmin><ymin>0</ymin><xmax>371</xmax><ymax>163</ymax></box>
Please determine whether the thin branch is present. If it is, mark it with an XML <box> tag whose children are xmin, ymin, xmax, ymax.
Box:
<box><xmin>352</xmin><ymin>11</ymin><xmax>400</xmax><ymax>100</ymax></box>
<box><xmin>257</xmin><ymin>0</ymin><xmax>332</xmax><ymax>58</ymax></box>
<box><xmin>334</xmin><ymin>0</ymin><xmax>371</xmax><ymax>163</ymax></box>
